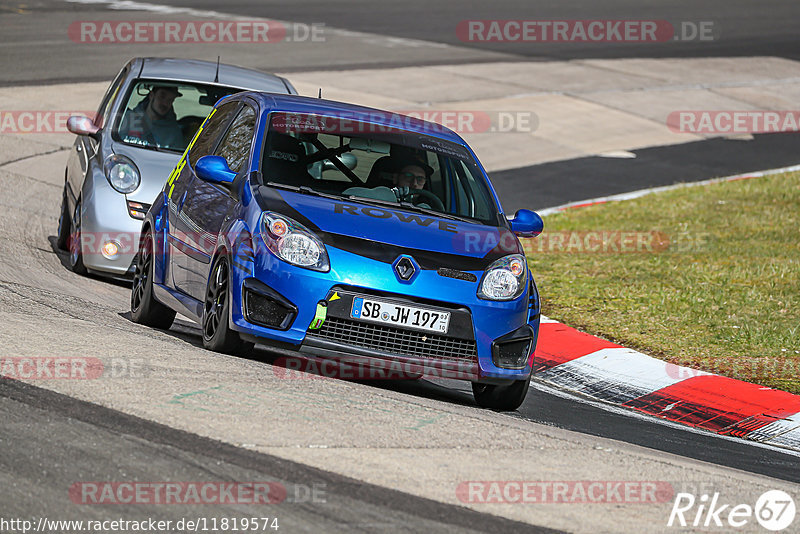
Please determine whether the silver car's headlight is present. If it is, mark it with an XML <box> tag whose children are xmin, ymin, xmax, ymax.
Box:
<box><xmin>261</xmin><ymin>212</ymin><xmax>330</xmax><ymax>272</ymax></box>
<box><xmin>478</xmin><ymin>254</ymin><xmax>527</xmax><ymax>301</ymax></box>
<box><xmin>104</xmin><ymin>154</ymin><xmax>140</xmax><ymax>194</ymax></box>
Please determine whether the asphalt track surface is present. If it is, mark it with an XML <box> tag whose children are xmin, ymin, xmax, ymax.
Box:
<box><xmin>4</xmin><ymin>0</ymin><xmax>800</xmax><ymax>85</ymax></box>
<box><xmin>495</xmin><ymin>131</ymin><xmax>800</xmax><ymax>212</ymax></box>
<box><xmin>0</xmin><ymin>380</ymin><xmax>545</xmax><ymax>533</ymax></box>
<box><xmin>153</xmin><ymin>0</ymin><xmax>800</xmax><ymax>61</ymax></box>
<box><xmin>2</xmin><ymin>1</ymin><xmax>800</xmax><ymax>531</ymax></box>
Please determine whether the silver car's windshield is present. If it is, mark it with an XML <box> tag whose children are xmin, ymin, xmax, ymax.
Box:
<box><xmin>261</xmin><ymin>112</ymin><xmax>502</xmax><ymax>225</ymax></box>
<box><xmin>112</xmin><ymin>79</ymin><xmax>241</xmax><ymax>153</ymax></box>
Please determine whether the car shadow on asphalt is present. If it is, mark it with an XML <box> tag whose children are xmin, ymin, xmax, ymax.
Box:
<box><xmin>118</xmin><ymin>308</ymin><xmax>478</xmax><ymax>409</ymax></box>
<box><xmin>47</xmin><ymin>235</ymin><xmax>131</xmax><ymax>288</ymax></box>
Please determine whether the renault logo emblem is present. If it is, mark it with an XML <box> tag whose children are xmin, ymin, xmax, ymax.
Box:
<box><xmin>393</xmin><ymin>255</ymin><xmax>419</xmax><ymax>282</ymax></box>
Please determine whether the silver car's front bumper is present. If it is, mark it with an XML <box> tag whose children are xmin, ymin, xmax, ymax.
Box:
<box><xmin>79</xmin><ymin>167</ymin><xmax>143</xmax><ymax>277</ymax></box>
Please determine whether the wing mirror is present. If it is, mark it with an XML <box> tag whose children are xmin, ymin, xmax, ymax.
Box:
<box><xmin>509</xmin><ymin>209</ymin><xmax>543</xmax><ymax>237</ymax></box>
<box><xmin>67</xmin><ymin>115</ymin><xmax>100</xmax><ymax>139</ymax></box>
<box><xmin>196</xmin><ymin>155</ymin><xmax>236</xmax><ymax>184</ymax></box>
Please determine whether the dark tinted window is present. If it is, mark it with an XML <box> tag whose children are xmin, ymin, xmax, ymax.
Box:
<box><xmin>188</xmin><ymin>101</ymin><xmax>240</xmax><ymax>167</ymax></box>
<box><xmin>261</xmin><ymin>112</ymin><xmax>501</xmax><ymax>225</ymax></box>
<box><xmin>214</xmin><ymin>105</ymin><xmax>256</xmax><ymax>173</ymax></box>
<box><xmin>113</xmin><ymin>80</ymin><xmax>241</xmax><ymax>154</ymax></box>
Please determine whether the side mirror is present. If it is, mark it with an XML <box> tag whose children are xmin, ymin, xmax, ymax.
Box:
<box><xmin>509</xmin><ymin>209</ymin><xmax>543</xmax><ymax>237</ymax></box>
<box><xmin>67</xmin><ymin>115</ymin><xmax>100</xmax><ymax>138</ymax></box>
<box><xmin>196</xmin><ymin>155</ymin><xmax>236</xmax><ymax>184</ymax></box>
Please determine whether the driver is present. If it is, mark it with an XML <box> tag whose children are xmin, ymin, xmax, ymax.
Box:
<box><xmin>393</xmin><ymin>164</ymin><xmax>428</xmax><ymax>189</ymax></box>
<box><xmin>392</xmin><ymin>160</ymin><xmax>436</xmax><ymax>208</ymax></box>
<box><xmin>393</xmin><ymin>159</ymin><xmax>433</xmax><ymax>189</ymax></box>
<box><xmin>119</xmin><ymin>85</ymin><xmax>184</xmax><ymax>149</ymax></box>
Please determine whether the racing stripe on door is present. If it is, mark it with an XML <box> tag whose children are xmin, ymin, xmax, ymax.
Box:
<box><xmin>535</xmin><ymin>317</ymin><xmax>800</xmax><ymax>452</ymax></box>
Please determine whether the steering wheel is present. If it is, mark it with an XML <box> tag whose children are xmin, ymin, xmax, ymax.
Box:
<box><xmin>400</xmin><ymin>189</ymin><xmax>445</xmax><ymax>211</ymax></box>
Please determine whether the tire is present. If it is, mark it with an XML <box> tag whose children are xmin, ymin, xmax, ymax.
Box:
<box><xmin>56</xmin><ymin>185</ymin><xmax>71</xmax><ymax>250</ymax></box>
<box><xmin>202</xmin><ymin>255</ymin><xmax>253</xmax><ymax>355</ymax></box>
<box><xmin>472</xmin><ymin>376</ymin><xmax>531</xmax><ymax>411</ymax></box>
<box><xmin>131</xmin><ymin>230</ymin><xmax>176</xmax><ymax>329</ymax></box>
<box><xmin>68</xmin><ymin>199</ymin><xmax>87</xmax><ymax>275</ymax></box>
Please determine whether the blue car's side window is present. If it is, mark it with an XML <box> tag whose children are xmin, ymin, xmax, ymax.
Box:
<box><xmin>214</xmin><ymin>105</ymin><xmax>256</xmax><ymax>174</ymax></box>
<box><xmin>187</xmin><ymin>101</ymin><xmax>241</xmax><ymax>168</ymax></box>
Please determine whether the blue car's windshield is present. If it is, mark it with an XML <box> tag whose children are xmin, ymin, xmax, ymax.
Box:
<box><xmin>260</xmin><ymin>112</ymin><xmax>502</xmax><ymax>225</ymax></box>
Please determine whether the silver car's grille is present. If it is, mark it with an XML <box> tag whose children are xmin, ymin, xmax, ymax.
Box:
<box><xmin>310</xmin><ymin>316</ymin><xmax>478</xmax><ymax>362</ymax></box>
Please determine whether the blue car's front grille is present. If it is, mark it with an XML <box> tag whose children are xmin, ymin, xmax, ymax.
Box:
<box><xmin>312</xmin><ymin>316</ymin><xmax>478</xmax><ymax>362</ymax></box>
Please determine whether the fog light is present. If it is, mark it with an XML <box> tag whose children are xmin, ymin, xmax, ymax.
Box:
<box><xmin>242</xmin><ymin>279</ymin><xmax>297</xmax><ymax>330</ymax></box>
<box><xmin>492</xmin><ymin>339</ymin><xmax>532</xmax><ymax>369</ymax></box>
<box><xmin>101</xmin><ymin>241</ymin><xmax>120</xmax><ymax>260</ymax></box>
<box><xmin>491</xmin><ymin>325</ymin><xmax>534</xmax><ymax>369</ymax></box>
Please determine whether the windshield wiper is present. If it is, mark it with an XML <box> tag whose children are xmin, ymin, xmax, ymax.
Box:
<box><xmin>342</xmin><ymin>194</ymin><xmax>466</xmax><ymax>222</ymax></box>
<box><xmin>265</xmin><ymin>182</ymin><xmax>344</xmax><ymax>201</ymax></box>
<box><xmin>397</xmin><ymin>201</ymin><xmax>467</xmax><ymax>222</ymax></box>
<box><xmin>266</xmin><ymin>182</ymin><xmax>473</xmax><ymax>223</ymax></box>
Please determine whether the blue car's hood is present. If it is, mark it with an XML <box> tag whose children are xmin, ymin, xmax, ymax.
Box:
<box><xmin>258</xmin><ymin>188</ymin><xmax>520</xmax><ymax>269</ymax></box>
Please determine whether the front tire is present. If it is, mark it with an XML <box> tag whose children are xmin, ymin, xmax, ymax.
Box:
<box><xmin>472</xmin><ymin>376</ymin><xmax>531</xmax><ymax>411</ymax></box>
<box><xmin>56</xmin><ymin>184</ymin><xmax>71</xmax><ymax>250</ymax></box>
<box><xmin>202</xmin><ymin>255</ymin><xmax>253</xmax><ymax>355</ymax></box>
<box><xmin>68</xmin><ymin>199</ymin><xmax>87</xmax><ymax>275</ymax></box>
<box><xmin>131</xmin><ymin>230</ymin><xmax>176</xmax><ymax>329</ymax></box>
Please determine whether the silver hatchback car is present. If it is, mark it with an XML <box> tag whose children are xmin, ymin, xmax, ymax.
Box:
<box><xmin>58</xmin><ymin>57</ymin><xmax>297</xmax><ymax>278</ymax></box>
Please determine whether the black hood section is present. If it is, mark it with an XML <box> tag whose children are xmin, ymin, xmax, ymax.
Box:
<box><xmin>253</xmin><ymin>185</ymin><xmax>518</xmax><ymax>272</ymax></box>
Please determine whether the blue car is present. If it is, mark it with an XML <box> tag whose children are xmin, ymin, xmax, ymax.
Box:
<box><xmin>130</xmin><ymin>92</ymin><xmax>544</xmax><ymax>410</ymax></box>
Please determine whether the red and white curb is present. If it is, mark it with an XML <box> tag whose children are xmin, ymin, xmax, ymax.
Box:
<box><xmin>532</xmin><ymin>164</ymin><xmax>800</xmax><ymax>453</ymax></box>
<box><xmin>533</xmin><ymin>318</ymin><xmax>800</xmax><ymax>452</ymax></box>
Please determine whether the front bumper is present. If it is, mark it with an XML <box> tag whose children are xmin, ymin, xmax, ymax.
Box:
<box><xmin>228</xmin><ymin>240</ymin><xmax>538</xmax><ymax>382</ymax></box>
<box><xmin>79</xmin><ymin>187</ymin><xmax>144</xmax><ymax>277</ymax></box>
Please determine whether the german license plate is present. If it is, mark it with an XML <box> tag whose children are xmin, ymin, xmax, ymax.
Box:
<box><xmin>350</xmin><ymin>296</ymin><xmax>450</xmax><ymax>334</ymax></box>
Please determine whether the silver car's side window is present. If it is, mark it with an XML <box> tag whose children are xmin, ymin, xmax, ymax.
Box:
<box><xmin>95</xmin><ymin>66</ymin><xmax>128</xmax><ymax>129</ymax></box>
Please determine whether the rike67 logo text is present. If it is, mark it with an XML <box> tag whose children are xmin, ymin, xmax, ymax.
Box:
<box><xmin>668</xmin><ymin>490</ymin><xmax>796</xmax><ymax>531</ymax></box>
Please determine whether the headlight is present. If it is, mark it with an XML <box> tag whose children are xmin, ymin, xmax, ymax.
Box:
<box><xmin>261</xmin><ymin>212</ymin><xmax>329</xmax><ymax>271</ymax></box>
<box><xmin>104</xmin><ymin>154</ymin><xmax>140</xmax><ymax>194</ymax></box>
<box><xmin>478</xmin><ymin>254</ymin><xmax>527</xmax><ymax>301</ymax></box>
